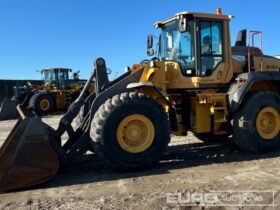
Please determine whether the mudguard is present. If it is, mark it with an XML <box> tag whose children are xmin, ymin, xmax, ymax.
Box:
<box><xmin>228</xmin><ymin>71</ymin><xmax>280</xmax><ymax>113</ymax></box>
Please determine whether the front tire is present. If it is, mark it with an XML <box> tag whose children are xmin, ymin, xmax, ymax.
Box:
<box><xmin>232</xmin><ymin>91</ymin><xmax>280</xmax><ymax>153</ymax></box>
<box><xmin>29</xmin><ymin>92</ymin><xmax>55</xmax><ymax>116</ymax></box>
<box><xmin>90</xmin><ymin>92</ymin><xmax>170</xmax><ymax>169</ymax></box>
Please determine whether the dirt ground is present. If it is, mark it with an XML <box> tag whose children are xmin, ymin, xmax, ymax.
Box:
<box><xmin>0</xmin><ymin>115</ymin><xmax>279</xmax><ymax>210</ymax></box>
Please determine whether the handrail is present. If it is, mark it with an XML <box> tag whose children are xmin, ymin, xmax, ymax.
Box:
<box><xmin>248</xmin><ymin>30</ymin><xmax>263</xmax><ymax>72</ymax></box>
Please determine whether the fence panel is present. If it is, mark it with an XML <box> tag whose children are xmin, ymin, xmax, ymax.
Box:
<box><xmin>0</xmin><ymin>80</ymin><xmax>43</xmax><ymax>102</ymax></box>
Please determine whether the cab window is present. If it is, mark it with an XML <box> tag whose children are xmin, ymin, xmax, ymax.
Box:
<box><xmin>159</xmin><ymin>20</ymin><xmax>196</xmax><ymax>75</ymax></box>
<box><xmin>199</xmin><ymin>21</ymin><xmax>223</xmax><ymax>76</ymax></box>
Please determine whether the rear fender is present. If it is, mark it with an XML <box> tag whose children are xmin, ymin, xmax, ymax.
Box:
<box><xmin>228</xmin><ymin>71</ymin><xmax>280</xmax><ymax>113</ymax></box>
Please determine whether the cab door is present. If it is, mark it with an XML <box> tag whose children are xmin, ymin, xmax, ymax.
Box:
<box><xmin>195</xmin><ymin>18</ymin><xmax>232</xmax><ymax>86</ymax></box>
<box><xmin>198</xmin><ymin>20</ymin><xmax>224</xmax><ymax>76</ymax></box>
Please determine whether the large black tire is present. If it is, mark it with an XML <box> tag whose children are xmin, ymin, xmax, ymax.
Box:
<box><xmin>90</xmin><ymin>92</ymin><xmax>170</xmax><ymax>169</ymax></box>
<box><xmin>232</xmin><ymin>91</ymin><xmax>280</xmax><ymax>153</ymax></box>
<box><xmin>29</xmin><ymin>92</ymin><xmax>55</xmax><ymax>116</ymax></box>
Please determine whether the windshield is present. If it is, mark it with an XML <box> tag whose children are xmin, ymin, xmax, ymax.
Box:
<box><xmin>43</xmin><ymin>71</ymin><xmax>56</xmax><ymax>81</ymax></box>
<box><xmin>42</xmin><ymin>69</ymin><xmax>70</xmax><ymax>88</ymax></box>
<box><xmin>159</xmin><ymin>20</ymin><xmax>196</xmax><ymax>73</ymax></box>
<box><xmin>43</xmin><ymin>70</ymin><xmax>69</xmax><ymax>82</ymax></box>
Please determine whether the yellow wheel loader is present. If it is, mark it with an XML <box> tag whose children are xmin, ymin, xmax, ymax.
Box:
<box><xmin>1</xmin><ymin>8</ymin><xmax>280</xmax><ymax>192</ymax></box>
<box><xmin>0</xmin><ymin>68</ymin><xmax>93</xmax><ymax>120</ymax></box>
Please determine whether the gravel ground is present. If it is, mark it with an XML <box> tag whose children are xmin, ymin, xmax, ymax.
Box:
<box><xmin>0</xmin><ymin>115</ymin><xmax>279</xmax><ymax>210</ymax></box>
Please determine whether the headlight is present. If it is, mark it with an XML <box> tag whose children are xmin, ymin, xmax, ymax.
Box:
<box><xmin>150</xmin><ymin>60</ymin><xmax>155</xmax><ymax>68</ymax></box>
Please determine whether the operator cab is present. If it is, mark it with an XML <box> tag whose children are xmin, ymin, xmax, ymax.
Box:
<box><xmin>42</xmin><ymin>68</ymin><xmax>72</xmax><ymax>89</ymax></box>
<box><xmin>148</xmin><ymin>9</ymin><xmax>232</xmax><ymax>78</ymax></box>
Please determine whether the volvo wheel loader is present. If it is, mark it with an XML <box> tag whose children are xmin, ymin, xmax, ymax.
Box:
<box><xmin>1</xmin><ymin>8</ymin><xmax>280</xmax><ymax>192</ymax></box>
<box><xmin>0</xmin><ymin>68</ymin><xmax>94</xmax><ymax>120</ymax></box>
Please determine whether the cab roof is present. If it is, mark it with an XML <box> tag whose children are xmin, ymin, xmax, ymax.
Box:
<box><xmin>41</xmin><ymin>68</ymin><xmax>72</xmax><ymax>72</ymax></box>
<box><xmin>154</xmin><ymin>11</ymin><xmax>232</xmax><ymax>28</ymax></box>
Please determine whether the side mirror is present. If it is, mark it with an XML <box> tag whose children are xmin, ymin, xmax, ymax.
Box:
<box><xmin>147</xmin><ymin>35</ymin><xmax>153</xmax><ymax>49</ymax></box>
<box><xmin>147</xmin><ymin>49</ymin><xmax>154</xmax><ymax>56</ymax></box>
<box><xmin>179</xmin><ymin>18</ymin><xmax>188</xmax><ymax>33</ymax></box>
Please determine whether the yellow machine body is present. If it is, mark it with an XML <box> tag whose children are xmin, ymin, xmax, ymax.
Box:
<box><xmin>128</xmin><ymin>10</ymin><xmax>280</xmax><ymax>135</ymax></box>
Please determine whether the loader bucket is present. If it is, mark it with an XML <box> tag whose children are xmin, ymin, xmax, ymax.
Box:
<box><xmin>0</xmin><ymin>98</ymin><xmax>18</xmax><ymax>121</ymax></box>
<box><xmin>0</xmin><ymin>106</ymin><xmax>60</xmax><ymax>192</ymax></box>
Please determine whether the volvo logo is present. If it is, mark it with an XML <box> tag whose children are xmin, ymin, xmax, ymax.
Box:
<box><xmin>217</xmin><ymin>71</ymin><xmax>222</xmax><ymax>80</ymax></box>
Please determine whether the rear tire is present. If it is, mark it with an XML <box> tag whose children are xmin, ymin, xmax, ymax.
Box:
<box><xmin>29</xmin><ymin>92</ymin><xmax>55</xmax><ymax>116</ymax></box>
<box><xmin>232</xmin><ymin>91</ymin><xmax>280</xmax><ymax>153</ymax></box>
<box><xmin>90</xmin><ymin>92</ymin><xmax>170</xmax><ymax>169</ymax></box>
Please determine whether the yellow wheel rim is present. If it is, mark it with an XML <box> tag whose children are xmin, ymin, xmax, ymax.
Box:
<box><xmin>117</xmin><ymin>114</ymin><xmax>155</xmax><ymax>153</ymax></box>
<box><xmin>40</xmin><ymin>99</ymin><xmax>50</xmax><ymax>111</ymax></box>
<box><xmin>256</xmin><ymin>107</ymin><xmax>280</xmax><ymax>140</ymax></box>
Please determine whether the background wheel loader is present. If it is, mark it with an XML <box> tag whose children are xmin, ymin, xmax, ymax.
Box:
<box><xmin>0</xmin><ymin>68</ymin><xmax>94</xmax><ymax>120</ymax></box>
<box><xmin>1</xmin><ymin>8</ymin><xmax>280</xmax><ymax>192</ymax></box>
